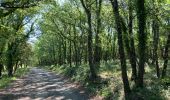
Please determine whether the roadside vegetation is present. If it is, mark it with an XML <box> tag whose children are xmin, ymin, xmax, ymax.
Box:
<box><xmin>0</xmin><ymin>67</ymin><xmax>29</xmax><ymax>89</ymax></box>
<box><xmin>43</xmin><ymin>60</ymin><xmax>170</xmax><ymax>99</ymax></box>
<box><xmin>0</xmin><ymin>0</ymin><xmax>169</xmax><ymax>99</ymax></box>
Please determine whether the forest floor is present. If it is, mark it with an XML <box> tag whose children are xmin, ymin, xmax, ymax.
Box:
<box><xmin>0</xmin><ymin>67</ymin><xmax>99</xmax><ymax>100</ymax></box>
<box><xmin>43</xmin><ymin>61</ymin><xmax>170</xmax><ymax>100</ymax></box>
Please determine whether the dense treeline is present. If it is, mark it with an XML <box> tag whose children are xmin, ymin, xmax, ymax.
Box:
<box><xmin>0</xmin><ymin>0</ymin><xmax>42</xmax><ymax>77</ymax></box>
<box><xmin>34</xmin><ymin>0</ymin><xmax>170</xmax><ymax>99</ymax></box>
<box><xmin>0</xmin><ymin>0</ymin><xmax>169</xmax><ymax>99</ymax></box>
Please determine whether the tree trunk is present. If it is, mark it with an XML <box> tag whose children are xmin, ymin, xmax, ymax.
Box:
<box><xmin>73</xmin><ymin>42</ymin><xmax>78</xmax><ymax>66</ymax></box>
<box><xmin>152</xmin><ymin>20</ymin><xmax>160</xmax><ymax>78</ymax></box>
<box><xmin>136</xmin><ymin>0</ymin><xmax>146</xmax><ymax>88</ymax></box>
<box><xmin>87</xmin><ymin>11</ymin><xmax>97</xmax><ymax>79</ymax></box>
<box><xmin>80</xmin><ymin>0</ymin><xmax>97</xmax><ymax>80</ymax></box>
<box><xmin>69</xmin><ymin>32</ymin><xmax>72</xmax><ymax>67</ymax></box>
<box><xmin>162</xmin><ymin>33</ymin><xmax>170</xmax><ymax>78</ymax></box>
<box><xmin>7</xmin><ymin>43</ymin><xmax>14</xmax><ymax>77</ymax></box>
<box><xmin>69</xmin><ymin>41</ymin><xmax>72</xmax><ymax>67</ymax></box>
<box><xmin>64</xmin><ymin>40</ymin><xmax>67</xmax><ymax>64</ymax></box>
<box><xmin>94</xmin><ymin>0</ymin><xmax>102</xmax><ymax>69</ymax></box>
<box><xmin>73</xmin><ymin>25</ymin><xmax>78</xmax><ymax>66</ymax></box>
<box><xmin>0</xmin><ymin>64</ymin><xmax>3</xmax><ymax>78</ymax></box>
<box><xmin>128</xmin><ymin>0</ymin><xmax>137</xmax><ymax>82</ymax></box>
<box><xmin>110</xmin><ymin>0</ymin><xmax>131</xmax><ymax>99</ymax></box>
<box><xmin>58</xmin><ymin>41</ymin><xmax>62</xmax><ymax>65</ymax></box>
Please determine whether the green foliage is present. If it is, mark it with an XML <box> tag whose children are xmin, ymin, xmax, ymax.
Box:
<box><xmin>0</xmin><ymin>67</ymin><xmax>29</xmax><ymax>89</ymax></box>
<box><xmin>0</xmin><ymin>76</ymin><xmax>16</xmax><ymax>89</ymax></box>
<box><xmin>1</xmin><ymin>0</ymin><xmax>168</xmax><ymax>99</ymax></box>
<box><xmin>0</xmin><ymin>1</ymin><xmax>37</xmax><ymax>76</ymax></box>
<box><xmin>71</xmin><ymin>64</ymin><xmax>90</xmax><ymax>84</ymax></box>
<box><xmin>42</xmin><ymin>60</ymin><xmax>170</xmax><ymax>99</ymax></box>
<box><xmin>132</xmin><ymin>87</ymin><xmax>166</xmax><ymax>100</ymax></box>
<box><xmin>99</xmin><ymin>86</ymin><xmax>113</xmax><ymax>99</ymax></box>
<box><xmin>161</xmin><ymin>77</ymin><xmax>170</xmax><ymax>89</ymax></box>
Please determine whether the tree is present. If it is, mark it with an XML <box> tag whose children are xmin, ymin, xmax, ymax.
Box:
<box><xmin>0</xmin><ymin>0</ymin><xmax>42</xmax><ymax>18</ymax></box>
<box><xmin>110</xmin><ymin>0</ymin><xmax>131</xmax><ymax>99</ymax></box>
<box><xmin>128</xmin><ymin>0</ymin><xmax>137</xmax><ymax>82</ymax></box>
<box><xmin>94</xmin><ymin>0</ymin><xmax>102</xmax><ymax>69</ymax></box>
<box><xmin>80</xmin><ymin>0</ymin><xmax>97</xmax><ymax>80</ymax></box>
<box><xmin>136</xmin><ymin>0</ymin><xmax>147</xmax><ymax>88</ymax></box>
<box><xmin>152</xmin><ymin>19</ymin><xmax>160</xmax><ymax>78</ymax></box>
<box><xmin>162</xmin><ymin>33</ymin><xmax>170</xmax><ymax>78</ymax></box>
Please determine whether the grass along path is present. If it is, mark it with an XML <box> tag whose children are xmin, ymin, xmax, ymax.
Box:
<box><xmin>0</xmin><ymin>67</ymin><xmax>29</xmax><ymax>89</ymax></box>
<box><xmin>43</xmin><ymin>60</ymin><xmax>170</xmax><ymax>100</ymax></box>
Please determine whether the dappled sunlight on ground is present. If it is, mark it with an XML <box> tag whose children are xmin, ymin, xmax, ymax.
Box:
<box><xmin>0</xmin><ymin>68</ymin><xmax>90</xmax><ymax>100</ymax></box>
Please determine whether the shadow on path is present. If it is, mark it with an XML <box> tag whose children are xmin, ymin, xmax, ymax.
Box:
<box><xmin>0</xmin><ymin>68</ymin><xmax>90</xmax><ymax>100</ymax></box>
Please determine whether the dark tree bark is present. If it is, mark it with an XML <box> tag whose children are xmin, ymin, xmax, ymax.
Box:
<box><xmin>80</xmin><ymin>0</ymin><xmax>97</xmax><ymax>79</ymax></box>
<box><xmin>69</xmin><ymin>40</ymin><xmax>72</xmax><ymax>67</ymax></box>
<box><xmin>51</xmin><ymin>39</ymin><xmax>57</xmax><ymax>65</ymax></box>
<box><xmin>94</xmin><ymin>0</ymin><xmax>102</xmax><ymax>68</ymax></box>
<box><xmin>162</xmin><ymin>33</ymin><xmax>170</xmax><ymax>78</ymax></box>
<box><xmin>117</xmin><ymin>0</ymin><xmax>137</xmax><ymax>83</ymax></box>
<box><xmin>86</xmin><ymin>9</ymin><xmax>97</xmax><ymax>79</ymax></box>
<box><xmin>58</xmin><ymin>40</ymin><xmax>62</xmax><ymax>65</ymax></box>
<box><xmin>69</xmin><ymin>29</ymin><xmax>72</xmax><ymax>67</ymax></box>
<box><xmin>128</xmin><ymin>0</ymin><xmax>137</xmax><ymax>82</ymax></box>
<box><xmin>7</xmin><ymin>43</ymin><xmax>14</xmax><ymax>77</ymax></box>
<box><xmin>63</xmin><ymin>40</ymin><xmax>67</xmax><ymax>64</ymax></box>
<box><xmin>0</xmin><ymin>64</ymin><xmax>3</xmax><ymax>78</ymax></box>
<box><xmin>73</xmin><ymin>25</ymin><xmax>78</xmax><ymax>66</ymax></box>
<box><xmin>121</xmin><ymin>16</ymin><xmax>138</xmax><ymax>83</ymax></box>
<box><xmin>73</xmin><ymin>41</ymin><xmax>78</xmax><ymax>66</ymax></box>
<box><xmin>152</xmin><ymin>20</ymin><xmax>160</xmax><ymax>78</ymax></box>
<box><xmin>136</xmin><ymin>0</ymin><xmax>147</xmax><ymax>88</ymax></box>
<box><xmin>110</xmin><ymin>0</ymin><xmax>131</xmax><ymax>99</ymax></box>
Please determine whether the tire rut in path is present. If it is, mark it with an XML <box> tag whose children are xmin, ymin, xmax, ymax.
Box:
<box><xmin>0</xmin><ymin>68</ymin><xmax>90</xmax><ymax>100</ymax></box>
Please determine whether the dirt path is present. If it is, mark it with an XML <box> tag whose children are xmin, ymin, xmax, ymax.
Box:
<box><xmin>0</xmin><ymin>68</ymin><xmax>92</xmax><ymax>100</ymax></box>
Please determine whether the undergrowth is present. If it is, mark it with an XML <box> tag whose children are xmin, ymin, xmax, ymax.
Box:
<box><xmin>0</xmin><ymin>67</ymin><xmax>29</xmax><ymax>89</ymax></box>
<box><xmin>43</xmin><ymin>60</ymin><xmax>170</xmax><ymax>100</ymax></box>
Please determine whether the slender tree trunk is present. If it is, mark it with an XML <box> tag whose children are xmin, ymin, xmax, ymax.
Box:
<box><xmin>64</xmin><ymin>40</ymin><xmax>67</xmax><ymax>64</ymax></box>
<box><xmin>58</xmin><ymin>41</ymin><xmax>62</xmax><ymax>65</ymax></box>
<box><xmin>80</xmin><ymin>0</ymin><xmax>97</xmax><ymax>79</ymax></box>
<box><xmin>87</xmin><ymin>11</ymin><xmax>97</xmax><ymax>79</ymax></box>
<box><xmin>94</xmin><ymin>0</ymin><xmax>102</xmax><ymax>69</ymax></box>
<box><xmin>110</xmin><ymin>0</ymin><xmax>131</xmax><ymax>99</ymax></box>
<box><xmin>73</xmin><ymin>25</ymin><xmax>78</xmax><ymax>66</ymax></box>
<box><xmin>121</xmin><ymin>16</ymin><xmax>137</xmax><ymax>83</ymax></box>
<box><xmin>0</xmin><ymin>49</ymin><xmax>4</xmax><ymax>78</ymax></box>
<box><xmin>0</xmin><ymin>64</ymin><xmax>3</xmax><ymax>78</ymax></box>
<box><xmin>69</xmin><ymin>29</ymin><xmax>72</xmax><ymax>67</ymax></box>
<box><xmin>128</xmin><ymin>0</ymin><xmax>137</xmax><ymax>82</ymax></box>
<box><xmin>69</xmin><ymin>40</ymin><xmax>72</xmax><ymax>67</ymax></box>
<box><xmin>73</xmin><ymin>42</ymin><xmax>78</xmax><ymax>66</ymax></box>
<box><xmin>14</xmin><ymin>60</ymin><xmax>19</xmax><ymax>74</ymax></box>
<box><xmin>52</xmin><ymin>39</ymin><xmax>57</xmax><ymax>65</ymax></box>
<box><xmin>162</xmin><ymin>33</ymin><xmax>170</xmax><ymax>78</ymax></box>
<box><xmin>7</xmin><ymin>43</ymin><xmax>14</xmax><ymax>77</ymax></box>
<box><xmin>136</xmin><ymin>0</ymin><xmax>146</xmax><ymax>88</ymax></box>
<box><xmin>152</xmin><ymin>20</ymin><xmax>160</xmax><ymax>78</ymax></box>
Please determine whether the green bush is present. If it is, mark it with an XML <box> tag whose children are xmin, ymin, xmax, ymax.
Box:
<box><xmin>100</xmin><ymin>86</ymin><xmax>112</xmax><ymax>99</ymax></box>
<box><xmin>0</xmin><ymin>67</ymin><xmax>29</xmax><ymax>89</ymax></box>
<box><xmin>71</xmin><ymin>64</ymin><xmax>90</xmax><ymax>84</ymax></box>
<box><xmin>62</xmin><ymin>66</ymin><xmax>76</xmax><ymax>77</ymax></box>
<box><xmin>161</xmin><ymin>77</ymin><xmax>170</xmax><ymax>89</ymax></box>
